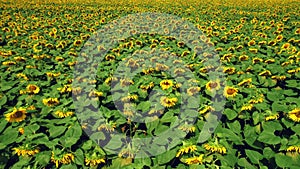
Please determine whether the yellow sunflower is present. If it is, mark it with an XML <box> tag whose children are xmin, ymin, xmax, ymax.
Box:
<box><xmin>176</xmin><ymin>145</ymin><xmax>197</xmax><ymax>157</ymax></box>
<box><xmin>238</xmin><ymin>78</ymin><xmax>252</xmax><ymax>86</ymax></box>
<box><xmin>26</xmin><ymin>84</ymin><xmax>40</xmax><ymax>94</ymax></box>
<box><xmin>160</xmin><ymin>79</ymin><xmax>173</xmax><ymax>90</ymax></box>
<box><xmin>204</xmin><ymin>143</ymin><xmax>227</xmax><ymax>154</ymax></box>
<box><xmin>43</xmin><ymin>98</ymin><xmax>60</xmax><ymax>107</ymax></box>
<box><xmin>205</xmin><ymin>80</ymin><xmax>221</xmax><ymax>91</ymax></box>
<box><xmin>12</xmin><ymin>146</ymin><xmax>39</xmax><ymax>156</ymax></box>
<box><xmin>183</xmin><ymin>155</ymin><xmax>204</xmax><ymax>165</ymax></box>
<box><xmin>51</xmin><ymin>152</ymin><xmax>74</xmax><ymax>168</ymax></box>
<box><xmin>187</xmin><ymin>87</ymin><xmax>201</xmax><ymax>96</ymax></box>
<box><xmin>160</xmin><ymin>96</ymin><xmax>178</xmax><ymax>108</ymax></box>
<box><xmin>5</xmin><ymin>107</ymin><xmax>27</xmax><ymax>123</ymax></box>
<box><xmin>287</xmin><ymin>108</ymin><xmax>300</xmax><ymax>122</ymax></box>
<box><xmin>223</xmin><ymin>86</ymin><xmax>238</xmax><ymax>98</ymax></box>
<box><xmin>85</xmin><ymin>156</ymin><xmax>106</xmax><ymax>166</ymax></box>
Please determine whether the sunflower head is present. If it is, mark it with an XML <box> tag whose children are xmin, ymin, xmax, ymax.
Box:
<box><xmin>5</xmin><ymin>107</ymin><xmax>27</xmax><ymax>123</ymax></box>
<box><xmin>224</xmin><ymin>86</ymin><xmax>238</xmax><ymax>98</ymax></box>
<box><xmin>160</xmin><ymin>80</ymin><xmax>173</xmax><ymax>90</ymax></box>
<box><xmin>26</xmin><ymin>84</ymin><xmax>40</xmax><ymax>94</ymax></box>
<box><xmin>287</xmin><ymin>108</ymin><xmax>300</xmax><ymax>122</ymax></box>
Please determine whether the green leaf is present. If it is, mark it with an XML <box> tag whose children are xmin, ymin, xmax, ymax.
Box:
<box><xmin>237</xmin><ymin>158</ymin><xmax>256</xmax><ymax>169</ymax></box>
<box><xmin>224</xmin><ymin>109</ymin><xmax>237</xmax><ymax>120</ymax></box>
<box><xmin>275</xmin><ymin>153</ymin><xmax>293</xmax><ymax>168</ymax></box>
<box><xmin>157</xmin><ymin>148</ymin><xmax>177</xmax><ymax>164</ymax></box>
<box><xmin>0</xmin><ymin>94</ymin><xmax>7</xmax><ymax>107</ymax></box>
<box><xmin>74</xmin><ymin>149</ymin><xmax>84</xmax><ymax>165</ymax></box>
<box><xmin>245</xmin><ymin>149</ymin><xmax>263</xmax><ymax>164</ymax></box>
<box><xmin>137</xmin><ymin>101</ymin><xmax>151</xmax><ymax>112</ymax></box>
<box><xmin>49</xmin><ymin>126</ymin><xmax>67</xmax><ymax>138</ymax></box>
<box><xmin>35</xmin><ymin>151</ymin><xmax>51</xmax><ymax>166</ymax></box>
<box><xmin>0</xmin><ymin>119</ymin><xmax>8</xmax><ymax>133</ymax></box>
<box><xmin>257</xmin><ymin>131</ymin><xmax>281</xmax><ymax>144</ymax></box>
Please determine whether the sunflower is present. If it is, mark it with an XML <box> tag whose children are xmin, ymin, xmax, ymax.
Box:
<box><xmin>98</xmin><ymin>123</ymin><xmax>116</xmax><ymax>132</ymax></box>
<box><xmin>26</xmin><ymin>84</ymin><xmax>40</xmax><ymax>94</ymax></box>
<box><xmin>276</xmin><ymin>35</ymin><xmax>283</xmax><ymax>42</ymax></box>
<box><xmin>73</xmin><ymin>39</ymin><xmax>82</xmax><ymax>47</ymax></box>
<box><xmin>295</xmin><ymin>28</ymin><xmax>300</xmax><ymax>35</ymax></box>
<box><xmin>155</xmin><ymin>63</ymin><xmax>169</xmax><ymax>71</ymax></box>
<box><xmin>14</xmin><ymin>56</ymin><xmax>26</xmax><ymax>62</ymax></box>
<box><xmin>183</xmin><ymin>155</ymin><xmax>204</xmax><ymax>165</ymax></box>
<box><xmin>259</xmin><ymin>70</ymin><xmax>272</xmax><ymax>76</ymax></box>
<box><xmin>287</xmin><ymin>108</ymin><xmax>300</xmax><ymax>122</ymax></box>
<box><xmin>55</xmin><ymin>56</ymin><xmax>64</xmax><ymax>62</ymax></box>
<box><xmin>105</xmin><ymin>54</ymin><xmax>115</xmax><ymax>61</ymax></box>
<box><xmin>51</xmin><ymin>152</ymin><xmax>74</xmax><ymax>168</ymax></box>
<box><xmin>85</xmin><ymin>155</ymin><xmax>106</xmax><ymax>166</ymax></box>
<box><xmin>121</xmin><ymin>94</ymin><xmax>138</xmax><ymax>102</ymax></box>
<box><xmin>12</xmin><ymin>146</ymin><xmax>39</xmax><ymax>156</ymax></box>
<box><xmin>187</xmin><ymin>87</ymin><xmax>201</xmax><ymax>96</ymax></box>
<box><xmin>287</xmin><ymin>145</ymin><xmax>300</xmax><ymax>153</ymax></box>
<box><xmin>238</xmin><ymin>78</ymin><xmax>252</xmax><ymax>86</ymax></box>
<box><xmin>43</xmin><ymin>98</ymin><xmax>60</xmax><ymax>107</ymax></box>
<box><xmin>120</xmin><ymin>79</ymin><xmax>134</xmax><ymax>87</ymax></box>
<box><xmin>55</xmin><ymin>110</ymin><xmax>74</xmax><ymax>118</ymax></box>
<box><xmin>223</xmin><ymin>67</ymin><xmax>236</xmax><ymax>74</ymax></box>
<box><xmin>176</xmin><ymin>145</ymin><xmax>197</xmax><ymax>157</ymax></box>
<box><xmin>18</xmin><ymin>127</ymin><xmax>25</xmax><ymax>135</ymax></box>
<box><xmin>248</xmin><ymin>39</ymin><xmax>256</xmax><ymax>46</ymax></box>
<box><xmin>46</xmin><ymin>72</ymin><xmax>61</xmax><ymax>78</ymax></box>
<box><xmin>206</xmin><ymin>80</ymin><xmax>221</xmax><ymax>91</ymax></box>
<box><xmin>5</xmin><ymin>107</ymin><xmax>27</xmax><ymax>123</ymax></box>
<box><xmin>281</xmin><ymin>43</ymin><xmax>291</xmax><ymax>49</ymax></box>
<box><xmin>178</xmin><ymin>125</ymin><xmax>196</xmax><ymax>133</ymax></box>
<box><xmin>241</xmin><ymin>104</ymin><xmax>253</xmax><ymax>111</ymax></box>
<box><xmin>249</xmin><ymin>48</ymin><xmax>258</xmax><ymax>54</ymax></box>
<box><xmin>2</xmin><ymin>61</ymin><xmax>16</xmax><ymax>66</ymax></box>
<box><xmin>160</xmin><ymin>96</ymin><xmax>178</xmax><ymax>108</ymax></box>
<box><xmin>264</xmin><ymin>59</ymin><xmax>275</xmax><ymax>64</ymax></box>
<box><xmin>224</xmin><ymin>86</ymin><xmax>238</xmax><ymax>98</ymax></box>
<box><xmin>239</xmin><ymin>55</ymin><xmax>249</xmax><ymax>61</ymax></box>
<box><xmin>16</xmin><ymin>73</ymin><xmax>29</xmax><ymax>81</ymax></box>
<box><xmin>204</xmin><ymin>143</ymin><xmax>226</xmax><ymax>154</ymax></box>
<box><xmin>118</xmin><ymin>149</ymin><xmax>135</xmax><ymax>159</ymax></box>
<box><xmin>252</xmin><ymin>57</ymin><xmax>263</xmax><ymax>64</ymax></box>
<box><xmin>160</xmin><ymin>79</ymin><xmax>173</xmax><ymax>90</ymax></box>
<box><xmin>265</xmin><ymin>113</ymin><xmax>279</xmax><ymax>121</ymax></box>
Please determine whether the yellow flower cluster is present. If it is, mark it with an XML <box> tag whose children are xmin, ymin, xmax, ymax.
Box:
<box><xmin>85</xmin><ymin>158</ymin><xmax>105</xmax><ymax>166</ymax></box>
<box><xmin>176</xmin><ymin>145</ymin><xmax>197</xmax><ymax>157</ymax></box>
<box><xmin>183</xmin><ymin>154</ymin><xmax>204</xmax><ymax>165</ymax></box>
<box><xmin>12</xmin><ymin>147</ymin><xmax>39</xmax><ymax>156</ymax></box>
<box><xmin>121</xmin><ymin>94</ymin><xmax>138</xmax><ymax>102</ymax></box>
<box><xmin>204</xmin><ymin>143</ymin><xmax>227</xmax><ymax>154</ymax></box>
<box><xmin>287</xmin><ymin>145</ymin><xmax>300</xmax><ymax>153</ymax></box>
<box><xmin>51</xmin><ymin>152</ymin><xmax>74</xmax><ymax>168</ymax></box>
<box><xmin>43</xmin><ymin>98</ymin><xmax>60</xmax><ymax>107</ymax></box>
<box><xmin>160</xmin><ymin>96</ymin><xmax>178</xmax><ymax>108</ymax></box>
<box><xmin>54</xmin><ymin>110</ymin><xmax>74</xmax><ymax>118</ymax></box>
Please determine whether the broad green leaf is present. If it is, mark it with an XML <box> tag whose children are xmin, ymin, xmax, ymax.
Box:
<box><xmin>245</xmin><ymin>149</ymin><xmax>263</xmax><ymax>164</ymax></box>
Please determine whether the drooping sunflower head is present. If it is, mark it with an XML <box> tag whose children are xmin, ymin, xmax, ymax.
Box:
<box><xmin>287</xmin><ymin>108</ymin><xmax>300</xmax><ymax>122</ymax></box>
<box><xmin>160</xmin><ymin>96</ymin><xmax>178</xmax><ymax>108</ymax></box>
<box><xmin>43</xmin><ymin>98</ymin><xmax>60</xmax><ymax>107</ymax></box>
<box><xmin>224</xmin><ymin>86</ymin><xmax>238</xmax><ymax>98</ymax></box>
<box><xmin>5</xmin><ymin>107</ymin><xmax>27</xmax><ymax>123</ymax></box>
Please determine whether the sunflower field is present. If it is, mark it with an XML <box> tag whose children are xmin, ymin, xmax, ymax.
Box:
<box><xmin>0</xmin><ymin>0</ymin><xmax>300</xmax><ymax>168</ymax></box>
